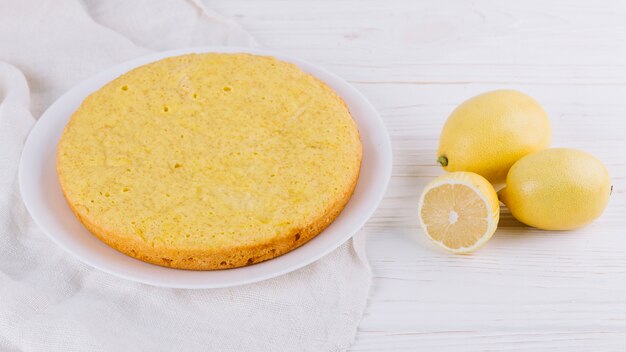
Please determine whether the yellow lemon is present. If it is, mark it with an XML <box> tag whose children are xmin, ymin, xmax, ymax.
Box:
<box><xmin>418</xmin><ymin>172</ymin><xmax>500</xmax><ymax>254</ymax></box>
<box><xmin>437</xmin><ymin>90</ymin><xmax>551</xmax><ymax>185</ymax></box>
<box><xmin>499</xmin><ymin>148</ymin><xmax>611</xmax><ymax>230</ymax></box>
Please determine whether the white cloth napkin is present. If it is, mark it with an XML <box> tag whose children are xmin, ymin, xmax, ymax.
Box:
<box><xmin>0</xmin><ymin>1</ymin><xmax>371</xmax><ymax>351</ymax></box>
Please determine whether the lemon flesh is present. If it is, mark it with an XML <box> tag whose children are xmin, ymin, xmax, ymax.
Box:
<box><xmin>419</xmin><ymin>172</ymin><xmax>500</xmax><ymax>254</ymax></box>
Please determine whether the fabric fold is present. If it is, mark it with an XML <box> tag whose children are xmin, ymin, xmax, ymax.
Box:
<box><xmin>0</xmin><ymin>1</ymin><xmax>370</xmax><ymax>351</ymax></box>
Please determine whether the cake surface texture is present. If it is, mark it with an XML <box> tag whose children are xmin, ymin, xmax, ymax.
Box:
<box><xmin>57</xmin><ymin>53</ymin><xmax>362</xmax><ymax>270</ymax></box>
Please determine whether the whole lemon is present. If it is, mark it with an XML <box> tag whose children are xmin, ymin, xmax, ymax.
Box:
<box><xmin>498</xmin><ymin>148</ymin><xmax>611</xmax><ymax>230</ymax></box>
<box><xmin>437</xmin><ymin>90</ymin><xmax>551</xmax><ymax>185</ymax></box>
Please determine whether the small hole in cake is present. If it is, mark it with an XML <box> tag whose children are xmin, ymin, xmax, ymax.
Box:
<box><xmin>223</xmin><ymin>86</ymin><xmax>231</xmax><ymax>92</ymax></box>
<box><xmin>163</xmin><ymin>106</ymin><xmax>169</xmax><ymax>112</ymax></box>
<box><xmin>123</xmin><ymin>187</ymin><xmax>130</xmax><ymax>192</ymax></box>
<box><xmin>90</xmin><ymin>199</ymin><xmax>94</xmax><ymax>203</ymax></box>
<box><xmin>161</xmin><ymin>258</ymin><xmax>173</xmax><ymax>265</ymax></box>
<box><xmin>180</xmin><ymin>134</ymin><xmax>184</xmax><ymax>139</ymax></box>
<box><xmin>121</xmin><ymin>85</ymin><xmax>128</xmax><ymax>91</ymax></box>
<box><xmin>295</xmin><ymin>233</ymin><xmax>301</xmax><ymax>241</ymax></box>
<box><xmin>104</xmin><ymin>192</ymin><xmax>110</xmax><ymax>197</ymax></box>
<box><xmin>220</xmin><ymin>261</ymin><xmax>227</xmax><ymax>266</ymax></box>
<box><xmin>247</xmin><ymin>258</ymin><xmax>254</xmax><ymax>265</ymax></box>
<box><xmin>174</xmin><ymin>163</ymin><xmax>182</xmax><ymax>169</ymax></box>
<box><xmin>165</xmin><ymin>193</ymin><xmax>170</xmax><ymax>197</ymax></box>
<box><xmin>185</xmin><ymin>234</ymin><xmax>190</xmax><ymax>238</ymax></box>
<box><xmin>126</xmin><ymin>168</ymin><xmax>131</xmax><ymax>172</ymax></box>
<box><xmin>131</xmin><ymin>221</ymin><xmax>136</xmax><ymax>225</ymax></box>
<box><xmin>192</xmin><ymin>93</ymin><xmax>198</xmax><ymax>99</ymax></box>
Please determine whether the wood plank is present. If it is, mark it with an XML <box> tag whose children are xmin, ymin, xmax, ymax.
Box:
<box><xmin>210</xmin><ymin>0</ymin><xmax>626</xmax><ymax>350</ymax></box>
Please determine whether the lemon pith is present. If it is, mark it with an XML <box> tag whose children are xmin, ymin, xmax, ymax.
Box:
<box><xmin>418</xmin><ymin>172</ymin><xmax>500</xmax><ymax>254</ymax></box>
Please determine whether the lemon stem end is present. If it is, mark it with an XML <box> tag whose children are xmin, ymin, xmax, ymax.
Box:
<box><xmin>437</xmin><ymin>156</ymin><xmax>448</xmax><ymax>167</ymax></box>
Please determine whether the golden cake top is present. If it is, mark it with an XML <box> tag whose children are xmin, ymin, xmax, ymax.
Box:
<box><xmin>57</xmin><ymin>53</ymin><xmax>362</xmax><ymax>253</ymax></box>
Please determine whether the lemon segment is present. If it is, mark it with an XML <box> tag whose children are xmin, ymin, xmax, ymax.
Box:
<box><xmin>418</xmin><ymin>172</ymin><xmax>500</xmax><ymax>254</ymax></box>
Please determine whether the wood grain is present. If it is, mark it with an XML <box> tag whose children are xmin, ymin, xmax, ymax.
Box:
<box><xmin>209</xmin><ymin>0</ymin><xmax>626</xmax><ymax>350</ymax></box>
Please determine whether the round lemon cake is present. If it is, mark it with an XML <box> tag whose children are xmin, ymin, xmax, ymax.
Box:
<box><xmin>57</xmin><ymin>53</ymin><xmax>362</xmax><ymax>270</ymax></box>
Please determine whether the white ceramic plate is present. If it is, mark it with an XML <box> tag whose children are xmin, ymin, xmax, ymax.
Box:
<box><xmin>18</xmin><ymin>47</ymin><xmax>392</xmax><ymax>288</ymax></box>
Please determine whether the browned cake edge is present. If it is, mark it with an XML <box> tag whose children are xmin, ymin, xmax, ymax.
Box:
<box><xmin>60</xmin><ymin>164</ymin><xmax>360</xmax><ymax>270</ymax></box>
<box><xmin>56</xmin><ymin>60</ymin><xmax>362</xmax><ymax>271</ymax></box>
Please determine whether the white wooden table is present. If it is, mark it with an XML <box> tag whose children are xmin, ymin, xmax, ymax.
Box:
<box><xmin>212</xmin><ymin>1</ymin><xmax>626</xmax><ymax>350</ymax></box>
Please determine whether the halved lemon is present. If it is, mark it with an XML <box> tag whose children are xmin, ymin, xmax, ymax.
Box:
<box><xmin>418</xmin><ymin>172</ymin><xmax>499</xmax><ymax>254</ymax></box>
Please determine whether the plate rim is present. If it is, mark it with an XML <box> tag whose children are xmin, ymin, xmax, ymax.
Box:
<box><xmin>18</xmin><ymin>46</ymin><xmax>393</xmax><ymax>288</ymax></box>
